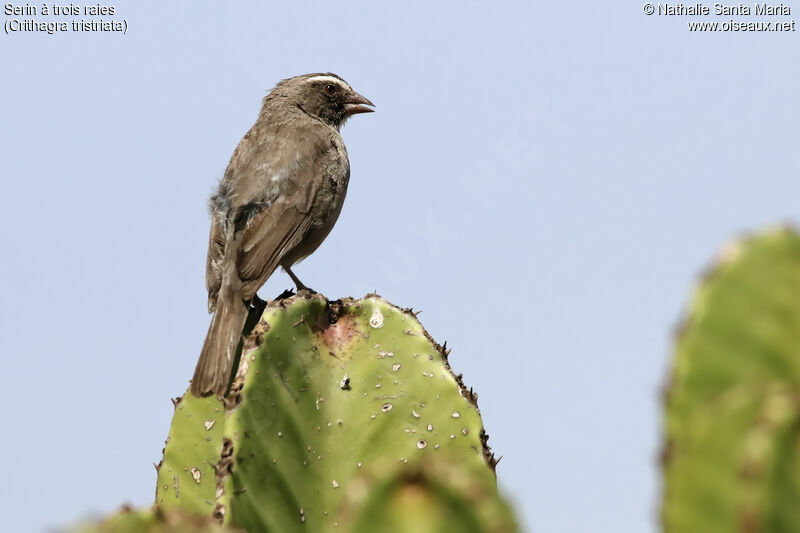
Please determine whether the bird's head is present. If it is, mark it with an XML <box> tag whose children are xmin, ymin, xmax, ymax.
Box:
<box><xmin>268</xmin><ymin>73</ymin><xmax>374</xmax><ymax>129</ymax></box>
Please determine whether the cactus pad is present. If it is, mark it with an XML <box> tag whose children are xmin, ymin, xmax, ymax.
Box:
<box><xmin>157</xmin><ymin>294</ymin><xmax>511</xmax><ymax>532</ymax></box>
<box><xmin>663</xmin><ymin>228</ymin><xmax>800</xmax><ymax>532</ymax></box>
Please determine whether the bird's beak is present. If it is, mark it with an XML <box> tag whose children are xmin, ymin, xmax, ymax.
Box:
<box><xmin>344</xmin><ymin>91</ymin><xmax>375</xmax><ymax>116</ymax></box>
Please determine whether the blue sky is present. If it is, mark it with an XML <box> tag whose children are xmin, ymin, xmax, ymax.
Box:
<box><xmin>1</xmin><ymin>2</ymin><xmax>799</xmax><ymax>531</ymax></box>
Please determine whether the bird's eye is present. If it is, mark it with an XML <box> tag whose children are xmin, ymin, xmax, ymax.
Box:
<box><xmin>323</xmin><ymin>84</ymin><xmax>336</xmax><ymax>96</ymax></box>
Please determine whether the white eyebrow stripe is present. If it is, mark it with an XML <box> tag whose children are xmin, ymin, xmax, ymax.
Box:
<box><xmin>306</xmin><ymin>75</ymin><xmax>351</xmax><ymax>90</ymax></box>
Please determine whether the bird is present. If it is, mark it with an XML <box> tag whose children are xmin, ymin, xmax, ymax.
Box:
<box><xmin>191</xmin><ymin>73</ymin><xmax>374</xmax><ymax>397</ymax></box>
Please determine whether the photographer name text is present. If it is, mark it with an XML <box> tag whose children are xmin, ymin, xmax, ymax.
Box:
<box><xmin>654</xmin><ymin>3</ymin><xmax>789</xmax><ymax>15</ymax></box>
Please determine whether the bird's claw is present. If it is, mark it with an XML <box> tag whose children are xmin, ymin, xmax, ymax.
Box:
<box><xmin>275</xmin><ymin>289</ymin><xmax>296</xmax><ymax>301</ymax></box>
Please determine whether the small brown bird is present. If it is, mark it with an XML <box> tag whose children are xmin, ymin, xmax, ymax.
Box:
<box><xmin>191</xmin><ymin>73</ymin><xmax>374</xmax><ymax>397</ymax></box>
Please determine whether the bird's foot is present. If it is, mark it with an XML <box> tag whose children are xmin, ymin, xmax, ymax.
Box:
<box><xmin>274</xmin><ymin>288</ymin><xmax>296</xmax><ymax>301</ymax></box>
<box><xmin>250</xmin><ymin>294</ymin><xmax>268</xmax><ymax>309</ymax></box>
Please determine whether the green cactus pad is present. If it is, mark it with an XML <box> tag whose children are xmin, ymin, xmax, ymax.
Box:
<box><xmin>157</xmin><ymin>294</ymin><xmax>509</xmax><ymax>532</ymax></box>
<box><xmin>663</xmin><ymin>228</ymin><xmax>800</xmax><ymax>532</ymax></box>
<box><xmin>336</xmin><ymin>457</ymin><xmax>517</xmax><ymax>533</ymax></box>
<box><xmin>75</xmin><ymin>507</ymin><xmax>241</xmax><ymax>533</ymax></box>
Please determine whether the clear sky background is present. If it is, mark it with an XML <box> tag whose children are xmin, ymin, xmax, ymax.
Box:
<box><xmin>1</xmin><ymin>1</ymin><xmax>798</xmax><ymax>531</ymax></box>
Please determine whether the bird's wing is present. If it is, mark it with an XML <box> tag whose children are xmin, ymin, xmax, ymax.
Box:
<box><xmin>236</xmin><ymin>194</ymin><xmax>316</xmax><ymax>300</ymax></box>
<box><xmin>230</xmin><ymin>124</ymin><xmax>334</xmax><ymax>300</ymax></box>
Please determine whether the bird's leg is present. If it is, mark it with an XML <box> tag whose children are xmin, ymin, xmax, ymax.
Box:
<box><xmin>284</xmin><ymin>265</ymin><xmax>315</xmax><ymax>293</ymax></box>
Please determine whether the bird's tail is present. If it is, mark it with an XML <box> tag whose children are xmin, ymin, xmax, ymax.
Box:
<box><xmin>191</xmin><ymin>288</ymin><xmax>248</xmax><ymax>397</ymax></box>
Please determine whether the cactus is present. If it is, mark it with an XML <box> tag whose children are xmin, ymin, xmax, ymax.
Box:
<box><xmin>662</xmin><ymin>228</ymin><xmax>800</xmax><ymax>532</ymax></box>
<box><xmin>76</xmin><ymin>507</ymin><xmax>242</xmax><ymax>533</ymax></box>
<box><xmin>156</xmin><ymin>293</ymin><xmax>515</xmax><ymax>532</ymax></box>
<box><xmin>336</xmin><ymin>457</ymin><xmax>516</xmax><ymax>533</ymax></box>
